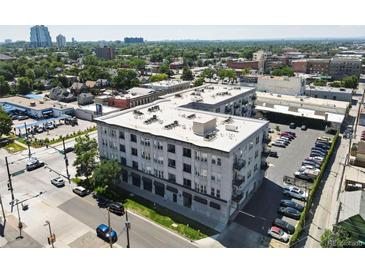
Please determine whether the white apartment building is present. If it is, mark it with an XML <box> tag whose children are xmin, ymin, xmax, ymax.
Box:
<box><xmin>256</xmin><ymin>75</ymin><xmax>306</xmax><ymax>96</ymax></box>
<box><xmin>96</xmin><ymin>85</ymin><xmax>268</xmax><ymax>230</ymax></box>
<box><xmin>142</xmin><ymin>79</ymin><xmax>191</xmax><ymax>94</ymax></box>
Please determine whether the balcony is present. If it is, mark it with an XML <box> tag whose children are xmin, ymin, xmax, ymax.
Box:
<box><xmin>251</xmin><ymin>94</ymin><xmax>257</xmax><ymax>101</ymax></box>
<box><xmin>233</xmin><ymin>159</ymin><xmax>246</xmax><ymax>170</ymax></box>
<box><xmin>233</xmin><ymin>175</ymin><xmax>245</xmax><ymax>187</ymax></box>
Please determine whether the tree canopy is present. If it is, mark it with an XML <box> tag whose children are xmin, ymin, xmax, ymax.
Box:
<box><xmin>73</xmin><ymin>134</ymin><xmax>98</xmax><ymax>179</ymax></box>
<box><xmin>0</xmin><ymin>107</ymin><xmax>12</xmax><ymax>137</ymax></box>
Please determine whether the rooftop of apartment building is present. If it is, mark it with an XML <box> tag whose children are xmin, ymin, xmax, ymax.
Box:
<box><xmin>96</xmin><ymin>94</ymin><xmax>268</xmax><ymax>153</ymax></box>
<box><xmin>143</xmin><ymin>79</ymin><xmax>190</xmax><ymax>88</ymax></box>
<box><xmin>331</xmin><ymin>54</ymin><xmax>362</xmax><ymax>61</ymax></box>
<box><xmin>160</xmin><ymin>84</ymin><xmax>255</xmax><ymax>106</ymax></box>
<box><xmin>258</xmin><ymin>75</ymin><xmax>303</xmax><ymax>81</ymax></box>
<box><xmin>306</xmin><ymin>85</ymin><xmax>353</xmax><ymax>94</ymax></box>
<box><xmin>0</xmin><ymin>96</ymin><xmax>73</xmax><ymax>111</ymax></box>
<box><xmin>118</xmin><ymin>87</ymin><xmax>156</xmax><ymax>99</ymax></box>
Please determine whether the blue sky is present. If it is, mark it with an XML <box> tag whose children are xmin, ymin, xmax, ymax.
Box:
<box><xmin>1</xmin><ymin>25</ymin><xmax>365</xmax><ymax>42</ymax></box>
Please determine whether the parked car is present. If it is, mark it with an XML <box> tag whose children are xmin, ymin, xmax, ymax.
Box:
<box><xmin>279</xmin><ymin>136</ymin><xmax>291</xmax><ymax>142</ymax></box>
<box><xmin>272</xmin><ymin>218</ymin><xmax>295</xmax><ymax>234</ymax></box>
<box><xmin>302</xmin><ymin>160</ymin><xmax>321</xmax><ymax>169</ymax></box>
<box><xmin>301</xmin><ymin>125</ymin><xmax>307</xmax><ymax>130</ymax></box>
<box><xmin>298</xmin><ymin>165</ymin><xmax>320</xmax><ymax>173</ymax></box>
<box><xmin>268</xmin><ymin>151</ymin><xmax>279</xmax><ymax>158</ymax></box>
<box><xmin>280</xmin><ymin>132</ymin><xmax>294</xmax><ymax>140</ymax></box>
<box><xmin>277</xmin><ymin>138</ymin><xmax>290</xmax><ymax>145</ymax></box>
<box><xmin>17</xmin><ymin>115</ymin><xmax>28</xmax><ymax>121</ymax></box>
<box><xmin>289</xmin><ymin>122</ymin><xmax>296</xmax><ymax>129</ymax></box>
<box><xmin>317</xmin><ymin>136</ymin><xmax>332</xmax><ymax>144</ymax></box>
<box><xmin>61</xmin><ymin>147</ymin><xmax>74</xmax><ymax>154</ymax></box>
<box><xmin>311</xmin><ymin>147</ymin><xmax>328</xmax><ymax>154</ymax></box>
<box><xmin>45</xmin><ymin>123</ymin><xmax>54</xmax><ymax>130</ymax></box>
<box><xmin>278</xmin><ymin>206</ymin><xmax>301</xmax><ymax>220</ymax></box>
<box><xmin>280</xmin><ymin>199</ymin><xmax>304</xmax><ymax>212</ymax></box>
<box><xmin>272</xmin><ymin>141</ymin><xmax>286</xmax><ymax>148</ymax></box>
<box><xmin>51</xmin><ymin>177</ymin><xmax>65</xmax><ymax>187</ymax></box>
<box><xmin>96</xmin><ymin>224</ymin><xmax>118</xmax><ymax>243</ymax></box>
<box><xmin>315</xmin><ymin>143</ymin><xmax>330</xmax><ymax>150</ymax></box>
<box><xmin>267</xmin><ymin>226</ymin><xmax>289</xmax><ymax>243</ymax></box>
<box><xmin>310</xmin><ymin>151</ymin><xmax>326</xmax><ymax>158</ymax></box>
<box><xmin>108</xmin><ymin>202</ymin><xmax>125</xmax><ymax>216</ymax></box>
<box><xmin>305</xmin><ymin>157</ymin><xmax>323</xmax><ymax>164</ymax></box>
<box><xmin>268</xmin><ymin>128</ymin><xmax>274</xmax><ymax>133</ymax></box>
<box><xmin>0</xmin><ymin>138</ymin><xmax>12</xmax><ymax>147</ymax></box>
<box><xmin>26</xmin><ymin>158</ymin><xmax>45</xmax><ymax>171</ymax></box>
<box><xmin>295</xmin><ymin>172</ymin><xmax>315</xmax><ymax>182</ymax></box>
<box><xmin>73</xmin><ymin>186</ymin><xmax>88</xmax><ymax>197</ymax></box>
<box><xmin>36</xmin><ymin>126</ymin><xmax>44</xmax><ymax>133</ymax></box>
<box><xmin>283</xmin><ymin>186</ymin><xmax>308</xmax><ymax>201</ymax></box>
<box><xmin>285</xmin><ymin>131</ymin><xmax>296</xmax><ymax>138</ymax></box>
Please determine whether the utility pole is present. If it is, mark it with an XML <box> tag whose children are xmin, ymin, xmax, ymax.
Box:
<box><xmin>15</xmin><ymin>200</ymin><xmax>23</xmax><ymax>239</ymax></box>
<box><xmin>125</xmin><ymin>210</ymin><xmax>131</xmax><ymax>248</ymax></box>
<box><xmin>44</xmin><ymin>220</ymin><xmax>55</xmax><ymax>248</ymax></box>
<box><xmin>107</xmin><ymin>207</ymin><xmax>113</xmax><ymax>248</ymax></box>
<box><xmin>24</xmin><ymin>122</ymin><xmax>32</xmax><ymax>159</ymax></box>
<box><xmin>5</xmin><ymin>156</ymin><xmax>15</xmax><ymax>212</ymax></box>
<box><xmin>62</xmin><ymin>138</ymin><xmax>71</xmax><ymax>184</ymax></box>
<box><xmin>0</xmin><ymin>195</ymin><xmax>6</xmax><ymax>224</ymax></box>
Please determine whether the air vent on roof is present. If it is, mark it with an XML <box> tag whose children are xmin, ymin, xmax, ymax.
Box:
<box><xmin>164</xmin><ymin>120</ymin><xmax>179</xmax><ymax>129</ymax></box>
<box><xmin>223</xmin><ymin>117</ymin><xmax>233</xmax><ymax>124</ymax></box>
<box><xmin>144</xmin><ymin>115</ymin><xmax>158</xmax><ymax>124</ymax></box>
<box><xmin>133</xmin><ymin>110</ymin><xmax>143</xmax><ymax>116</ymax></box>
<box><xmin>175</xmin><ymin>93</ymin><xmax>182</xmax><ymax>98</ymax></box>
<box><xmin>226</xmin><ymin>124</ymin><xmax>238</xmax><ymax>132</ymax></box>
<box><xmin>204</xmin><ymin>131</ymin><xmax>217</xmax><ymax>141</ymax></box>
<box><xmin>187</xmin><ymin>114</ymin><xmax>196</xmax><ymax>119</ymax></box>
<box><xmin>148</xmin><ymin>105</ymin><xmax>160</xmax><ymax>112</ymax></box>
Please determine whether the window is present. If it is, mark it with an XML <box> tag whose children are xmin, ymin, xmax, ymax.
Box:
<box><xmin>255</xmin><ymin>136</ymin><xmax>260</xmax><ymax>144</ymax></box>
<box><xmin>119</xmin><ymin>131</ymin><xmax>125</xmax><ymax>139</ymax></box>
<box><xmin>211</xmin><ymin>175</ymin><xmax>216</xmax><ymax>182</ymax></box>
<box><xmin>119</xmin><ymin>144</ymin><xmax>125</xmax><ymax>152</ymax></box>
<box><xmin>120</xmin><ymin>157</ymin><xmax>126</xmax><ymax>165</ymax></box>
<box><xmin>110</xmin><ymin>129</ymin><xmax>116</xmax><ymax>137</ymax></box>
<box><xmin>255</xmin><ymin>150</ymin><xmax>258</xmax><ymax>159</ymax></box>
<box><xmin>130</xmin><ymin>134</ymin><xmax>137</xmax><ymax>143</ymax></box>
<box><xmin>183</xmin><ymin>163</ymin><xmax>191</xmax><ymax>173</ymax></box>
<box><xmin>167</xmin><ymin>144</ymin><xmax>175</xmax><ymax>153</ymax></box>
<box><xmin>168</xmin><ymin>158</ymin><xmax>176</xmax><ymax>168</ymax></box>
<box><xmin>211</xmin><ymin>156</ymin><xmax>216</xmax><ymax>165</ymax></box>
<box><xmin>142</xmin><ymin>177</ymin><xmax>153</xmax><ymax>192</ymax></box>
<box><xmin>210</xmin><ymin>202</ymin><xmax>221</xmax><ymax>210</ymax></box>
<box><xmin>217</xmin><ymin>157</ymin><xmax>222</xmax><ymax>166</ymax></box>
<box><xmin>122</xmin><ymin>170</ymin><xmax>128</xmax><ymax>182</ymax></box>
<box><xmin>183</xmin><ymin>148</ymin><xmax>191</xmax><ymax>158</ymax></box>
<box><xmin>211</xmin><ymin>187</ymin><xmax>215</xmax><ymax>196</ymax></box>
<box><xmin>131</xmin><ymin>173</ymin><xmax>141</xmax><ymax>187</ymax></box>
<box><xmin>183</xmin><ymin>178</ymin><xmax>191</xmax><ymax>188</ymax></box>
<box><xmin>193</xmin><ymin>196</ymin><xmax>207</xmax><ymax>205</ymax></box>
<box><xmin>131</xmin><ymin>147</ymin><xmax>138</xmax><ymax>156</ymax></box>
<box><xmin>132</xmin><ymin>161</ymin><xmax>138</xmax><ymax>169</ymax></box>
<box><xmin>168</xmin><ymin>173</ymin><xmax>176</xmax><ymax>183</ymax></box>
<box><xmin>154</xmin><ymin>181</ymin><xmax>165</xmax><ymax>197</ymax></box>
<box><xmin>216</xmin><ymin>189</ymin><xmax>220</xmax><ymax>198</ymax></box>
<box><xmin>254</xmin><ymin>164</ymin><xmax>258</xmax><ymax>172</ymax></box>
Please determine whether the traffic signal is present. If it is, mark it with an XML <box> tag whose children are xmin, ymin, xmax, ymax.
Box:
<box><xmin>7</xmin><ymin>183</ymin><xmax>11</xmax><ymax>191</ymax></box>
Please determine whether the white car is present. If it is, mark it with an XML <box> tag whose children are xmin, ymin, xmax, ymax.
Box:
<box><xmin>73</xmin><ymin>186</ymin><xmax>88</xmax><ymax>197</ymax></box>
<box><xmin>283</xmin><ymin>186</ymin><xmax>308</xmax><ymax>201</ymax></box>
<box><xmin>268</xmin><ymin>128</ymin><xmax>274</xmax><ymax>133</ymax></box>
<box><xmin>298</xmin><ymin>166</ymin><xmax>320</xmax><ymax>173</ymax></box>
<box><xmin>267</xmin><ymin>226</ymin><xmax>289</xmax><ymax>243</ymax></box>
<box><xmin>51</xmin><ymin>177</ymin><xmax>65</xmax><ymax>187</ymax></box>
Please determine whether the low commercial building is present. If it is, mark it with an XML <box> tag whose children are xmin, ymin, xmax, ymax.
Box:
<box><xmin>291</xmin><ymin>59</ymin><xmax>330</xmax><ymax>75</ymax></box>
<box><xmin>305</xmin><ymin>85</ymin><xmax>353</xmax><ymax>102</ymax></box>
<box><xmin>0</xmin><ymin>96</ymin><xmax>75</xmax><ymax>119</ymax></box>
<box><xmin>329</xmin><ymin>55</ymin><xmax>362</xmax><ymax>80</ymax></box>
<box><xmin>142</xmin><ymin>80</ymin><xmax>191</xmax><ymax>94</ymax></box>
<box><xmin>227</xmin><ymin>59</ymin><xmax>259</xmax><ymax>70</ymax></box>
<box><xmin>256</xmin><ymin>92</ymin><xmax>350</xmax><ymax>130</ymax></box>
<box><xmin>256</xmin><ymin>75</ymin><xmax>306</xmax><ymax>96</ymax></box>
<box><xmin>108</xmin><ymin>87</ymin><xmax>160</xmax><ymax>109</ymax></box>
<box><xmin>78</xmin><ymin>93</ymin><xmax>94</xmax><ymax>105</ymax></box>
<box><xmin>95</xmin><ymin>84</ymin><xmax>267</xmax><ymax>230</ymax></box>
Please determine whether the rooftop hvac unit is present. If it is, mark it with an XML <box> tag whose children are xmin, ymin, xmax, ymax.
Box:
<box><xmin>225</xmin><ymin>124</ymin><xmax>238</xmax><ymax>132</ymax></box>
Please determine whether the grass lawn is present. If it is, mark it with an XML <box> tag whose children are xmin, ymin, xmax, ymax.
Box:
<box><xmin>4</xmin><ymin>142</ymin><xmax>26</xmax><ymax>153</ymax></box>
<box><xmin>73</xmin><ymin>178</ymin><xmax>218</xmax><ymax>241</ymax></box>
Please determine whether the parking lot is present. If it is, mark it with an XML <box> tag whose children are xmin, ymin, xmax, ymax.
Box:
<box><xmin>233</xmin><ymin>122</ymin><xmax>332</xmax><ymax>243</ymax></box>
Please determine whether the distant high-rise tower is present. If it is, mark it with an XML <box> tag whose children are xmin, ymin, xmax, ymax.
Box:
<box><xmin>4</xmin><ymin>39</ymin><xmax>12</xmax><ymax>44</ymax></box>
<box><xmin>95</xmin><ymin>46</ymin><xmax>116</xmax><ymax>60</ymax></box>
<box><xmin>30</xmin><ymin>25</ymin><xmax>52</xmax><ymax>48</ymax></box>
<box><xmin>56</xmin><ymin>34</ymin><xmax>66</xmax><ymax>48</ymax></box>
<box><xmin>124</xmin><ymin>37</ymin><xmax>144</xmax><ymax>44</ymax></box>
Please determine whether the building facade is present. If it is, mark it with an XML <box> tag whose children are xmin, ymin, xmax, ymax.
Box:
<box><xmin>329</xmin><ymin>55</ymin><xmax>362</xmax><ymax>80</ymax></box>
<box><xmin>256</xmin><ymin>76</ymin><xmax>306</xmax><ymax>96</ymax></box>
<box><xmin>96</xmin><ymin>95</ymin><xmax>268</xmax><ymax>230</ymax></box>
<box><xmin>95</xmin><ymin>46</ymin><xmax>116</xmax><ymax>60</ymax></box>
<box><xmin>30</xmin><ymin>25</ymin><xmax>52</xmax><ymax>48</ymax></box>
<box><xmin>305</xmin><ymin>85</ymin><xmax>353</xmax><ymax>102</ymax></box>
<box><xmin>56</xmin><ymin>34</ymin><xmax>66</xmax><ymax>48</ymax></box>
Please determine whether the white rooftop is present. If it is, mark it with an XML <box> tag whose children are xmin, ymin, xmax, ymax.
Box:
<box><xmin>144</xmin><ymin>79</ymin><xmax>190</xmax><ymax>88</ymax></box>
<box><xmin>97</xmin><ymin>98</ymin><xmax>267</xmax><ymax>152</ymax></box>
<box><xmin>161</xmin><ymin>84</ymin><xmax>255</xmax><ymax>106</ymax></box>
<box><xmin>306</xmin><ymin>85</ymin><xmax>353</xmax><ymax>94</ymax></box>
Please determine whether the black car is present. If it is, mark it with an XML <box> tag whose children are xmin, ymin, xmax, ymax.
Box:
<box><xmin>278</xmin><ymin>207</ymin><xmax>301</xmax><ymax>220</ymax></box>
<box><xmin>268</xmin><ymin>151</ymin><xmax>278</xmax><ymax>158</ymax></box>
<box><xmin>108</xmin><ymin>202</ymin><xmax>125</xmax><ymax>215</ymax></box>
<box><xmin>0</xmin><ymin>138</ymin><xmax>12</xmax><ymax>147</ymax></box>
<box><xmin>61</xmin><ymin>146</ymin><xmax>74</xmax><ymax>154</ymax></box>
<box><xmin>301</xmin><ymin>125</ymin><xmax>307</xmax><ymax>131</ymax></box>
<box><xmin>272</xmin><ymin>218</ymin><xmax>295</xmax><ymax>234</ymax></box>
<box><xmin>96</xmin><ymin>196</ymin><xmax>110</xmax><ymax>208</ymax></box>
<box><xmin>280</xmin><ymin>199</ymin><xmax>304</xmax><ymax>212</ymax></box>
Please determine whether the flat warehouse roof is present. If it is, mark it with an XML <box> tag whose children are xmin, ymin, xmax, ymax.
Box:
<box><xmin>0</xmin><ymin>96</ymin><xmax>73</xmax><ymax>111</ymax></box>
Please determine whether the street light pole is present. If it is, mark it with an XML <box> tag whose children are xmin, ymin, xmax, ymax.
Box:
<box><xmin>24</xmin><ymin>122</ymin><xmax>32</xmax><ymax>159</ymax></box>
<box><xmin>107</xmin><ymin>207</ymin><xmax>113</xmax><ymax>248</ymax></box>
<box><xmin>125</xmin><ymin>210</ymin><xmax>130</xmax><ymax>248</ymax></box>
<box><xmin>15</xmin><ymin>199</ymin><xmax>23</xmax><ymax>239</ymax></box>
<box><xmin>45</xmin><ymin>220</ymin><xmax>55</xmax><ymax>248</ymax></box>
<box><xmin>5</xmin><ymin>156</ymin><xmax>15</xmax><ymax>212</ymax></box>
<box><xmin>62</xmin><ymin>138</ymin><xmax>71</xmax><ymax>184</ymax></box>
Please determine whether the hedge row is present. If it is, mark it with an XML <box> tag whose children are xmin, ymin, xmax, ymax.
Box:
<box><xmin>289</xmin><ymin>132</ymin><xmax>339</xmax><ymax>247</ymax></box>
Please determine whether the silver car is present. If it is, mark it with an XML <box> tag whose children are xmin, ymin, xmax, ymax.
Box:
<box><xmin>283</xmin><ymin>186</ymin><xmax>308</xmax><ymax>201</ymax></box>
<box><xmin>51</xmin><ymin>177</ymin><xmax>65</xmax><ymax>187</ymax></box>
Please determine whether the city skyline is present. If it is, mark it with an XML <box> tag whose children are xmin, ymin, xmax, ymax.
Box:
<box><xmin>1</xmin><ymin>25</ymin><xmax>365</xmax><ymax>42</ymax></box>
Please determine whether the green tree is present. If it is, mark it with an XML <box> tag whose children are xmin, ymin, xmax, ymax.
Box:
<box><xmin>342</xmin><ymin>75</ymin><xmax>358</xmax><ymax>89</ymax></box>
<box><xmin>320</xmin><ymin>227</ymin><xmax>354</xmax><ymax>248</ymax></box>
<box><xmin>181</xmin><ymin>67</ymin><xmax>194</xmax><ymax>81</ymax></box>
<box><xmin>0</xmin><ymin>76</ymin><xmax>11</xmax><ymax>96</ymax></box>
<box><xmin>201</xmin><ymin>68</ymin><xmax>215</xmax><ymax>79</ymax></box>
<box><xmin>193</xmin><ymin>77</ymin><xmax>204</xmax><ymax>87</ymax></box>
<box><xmin>25</xmin><ymin>69</ymin><xmax>36</xmax><ymax>80</ymax></box>
<box><xmin>158</xmin><ymin>64</ymin><xmax>173</xmax><ymax>76</ymax></box>
<box><xmin>149</xmin><ymin>73</ymin><xmax>168</xmax><ymax>82</ymax></box>
<box><xmin>218</xmin><ymin>68</ymin><xmax>237</xmax><ymax>82</ymax></box>
<box><xmin>112</xmin><ymin>69</ymin><xmax>139</xmax><ymax>90</ymax></box>
<box><xmin>16</xmin><ymin>77</ymin><xmax>33</xmax><ymax>94</ymax></box>
<box><xmin>271</xmin><ymin>66</ymin><xmax>294</xmax><ymax>77</ymax></box>
<box><xmin>0</xmin><ymin>107</ymin><xmax>12</xmax><ymax>137</ymax></box>
<box><xmin>73</xmin><ymin>134</ymin><xmax>98</xmax><ymax>179</ymax></box>
<box><xmin>92</xmin><ymin>160</ymin><xmax>122</xmax><ymax>193</ymax></box>
<box><xmin>313</xmin><ymin>79</ymin><xmax>327</xmax><ymax>86</ymax></box>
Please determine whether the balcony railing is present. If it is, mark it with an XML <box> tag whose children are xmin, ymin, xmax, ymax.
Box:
<box><xmin>233</xmin><ymin>159</ymin><xmax>246</xmax><ymax>170</ymax></box>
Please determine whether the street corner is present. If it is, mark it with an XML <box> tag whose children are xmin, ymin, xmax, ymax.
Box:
<box><xmin>69</xmin><ymin>230</ymin><xmax>109</xmax><ymax>248</ymax></box>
